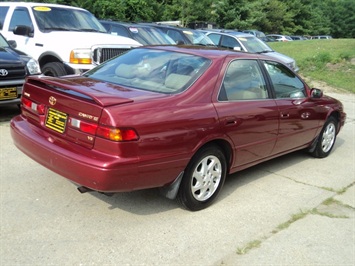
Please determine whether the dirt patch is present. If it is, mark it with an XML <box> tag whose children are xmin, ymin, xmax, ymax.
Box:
<box><xmin>301</xmin><ymin>76</ymin><xmax>349</xmax><ymax>94</ymax></box>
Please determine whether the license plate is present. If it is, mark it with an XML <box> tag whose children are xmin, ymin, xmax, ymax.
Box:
<box><xmin>45</xmin><ymin>108</ymin><xmax>68</xmax><ymax>134</ymax></box>
<box><xmin>0</xmin><ymin>87</ymin><xmax>17</xmax><ymax>100</ymax></box>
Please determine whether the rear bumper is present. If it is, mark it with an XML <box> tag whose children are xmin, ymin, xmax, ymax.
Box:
<box><xmin>10</xmin><ymin>115</ymin><xmax>143</xmax><ymax>192</ymax></box>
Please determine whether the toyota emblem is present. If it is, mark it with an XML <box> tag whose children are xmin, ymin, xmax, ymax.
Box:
<box><xmin>0</xmin><ymin>69</ymin><xmax>9</xmax><ymax>76</ymax></box>
<box><xmin>49</xmin><ymin>96</ymin><xmax>57</xmax><ymax>106</ymax></box>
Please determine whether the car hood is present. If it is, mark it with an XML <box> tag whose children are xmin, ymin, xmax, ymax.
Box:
<box><xmin>0</xmin><ymin>47</ymin><xmax>23</xmax><ymax>64</ymax></box>
<box><xmin>263</xmin><ymin>51</ymin><xmax>294</xmax><ymax>64</ymax></box>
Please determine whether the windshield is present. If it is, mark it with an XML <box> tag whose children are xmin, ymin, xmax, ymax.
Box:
<box><xmin>183</xmin><ymin>30</ymin><xmax>216</xmax><ymax>46</ymax></box>
<box><xmin>237</xmin><ymin>36</ymin><xmax>273</xmax><ymax>53</ymax></box>
<box><xmin>0</xmin><ymin>34</ymin><xmax>9</xmax><ymax>47</ymax></box>
<box><xmin>32</xmin><ymin>6</ymin><xmax>107</xmax><ymax>32</ymax></box>
<box><xmin>84</xmin><ymin>48</ymin><xmax>211</xmax><ymax>94</ymax></box>
<box><xmin>128</xmin><ymin>27</ymin><xmax>175</xmax><ymax>45</ymax></box>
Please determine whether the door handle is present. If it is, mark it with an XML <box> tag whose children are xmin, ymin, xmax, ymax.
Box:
<box><xmin>225</xmin><ymin>117</ymin><xmax>242</xmax><ymax>126</ymax></box>
<box><xmin>280</xmin><ymin>112</ymin><xmax>289</xmax><ymax>118</ymax></box>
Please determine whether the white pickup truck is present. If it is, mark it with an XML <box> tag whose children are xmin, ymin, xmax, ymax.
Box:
<box><xmin>0</xmin><ymin>2</ymin><xmax>141</xmax><ymax>76</ymax></box>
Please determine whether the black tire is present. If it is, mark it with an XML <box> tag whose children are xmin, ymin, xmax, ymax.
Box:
<box><xmin>310</xmin><ymin>116</ymin><xmax>338</xmax><ymax>158</ymax></box>
<box><xmin>178</xmin><ymin>145</ymin><xmax>227</xmax><ymax>211</ymax></box>
<box><xmin>42</xmin><ymin>62</ymin><xmax>68</xmax><ymax>77</ymax></box>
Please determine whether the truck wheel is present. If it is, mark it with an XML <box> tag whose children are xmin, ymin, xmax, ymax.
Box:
<box><xmin>42</xmin><ymin>62</ymin><xmax>67</xmax><ymax>77</ymax></box>
<box><xmin>178</xmin><ymin>145</ymin><xmax>227</xmax><ymax>211</ymax></box>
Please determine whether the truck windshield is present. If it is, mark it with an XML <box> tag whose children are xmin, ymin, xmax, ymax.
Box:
<box><xmin>32</xmin><ymin>6</ymin><xmax>107</xmax><ymax>33</ymax></box>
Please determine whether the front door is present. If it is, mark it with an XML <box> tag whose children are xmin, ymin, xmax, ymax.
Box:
<box><xmin>262</xmin><ymin>60</ymin><xmax>321</xmax><ymax>155</ymax></box>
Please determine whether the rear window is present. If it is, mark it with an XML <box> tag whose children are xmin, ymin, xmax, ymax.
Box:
<box><xmin>84</xmin><ymin>48</ymin><xmax>211</xmax><ymax>94</ymax></box>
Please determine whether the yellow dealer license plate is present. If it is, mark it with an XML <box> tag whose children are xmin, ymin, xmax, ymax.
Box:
<box><xmin>0</xmin><ymin>87</ymin><xmax>17</xmax><ymax>100</ymax></box>
<box><xmin>45</xmin><ymin>108</ymin><xmax>68</xmax><ymax>134</ymax></box>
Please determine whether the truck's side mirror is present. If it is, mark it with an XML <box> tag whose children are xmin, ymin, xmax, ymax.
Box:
<box><xmin>311</xmin><ymin>88</ymin><xmax>323</xmax><ymax>98</ymax></box>
<box><xmin>13</xmin><ymin>25</ymin><xmax>33</xmax><ymax>37</ymax></box>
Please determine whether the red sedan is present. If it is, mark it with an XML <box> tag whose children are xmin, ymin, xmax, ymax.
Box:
<box><xmin>11</xmin><ymin>46</ymin><xmax>346</xmax><ymax>211</ymax></box>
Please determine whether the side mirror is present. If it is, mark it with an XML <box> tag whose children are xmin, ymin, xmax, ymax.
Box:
<box><xmin>233</xmin><ymin>46</ymin><xmax>242</xmax><ymax>51</ymax></box>
<box><xmin>311</xmin><ymin>88</ymin><xmax>323</xmax><ymax>98</ymax></box>
<box><xmin>8</xmin><ymin>40</ymin><xmax>17</xmax><ymax>49</ymax></box>
<box><xmin>13</xmin><ymin>25</ymin><xmax>33</xmax><ymax>37</ymax></box>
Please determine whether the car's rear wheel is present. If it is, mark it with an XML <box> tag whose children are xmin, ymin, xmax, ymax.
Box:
<box><xmin>310</xmin><ymin>116</ymin><xmax>337</xmax><ymax>158</ymax></box>
<box><xmin>42</xmin><ymin>62</ymin><xmax>67</xmax><ymax>77</ymax></box>
<box><xmin>178</xmin><ymin>145</ymin><xmax>227</xmax><ymax>211</ymax></box>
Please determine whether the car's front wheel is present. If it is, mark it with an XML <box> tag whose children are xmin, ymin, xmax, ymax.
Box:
<box><xmin>178</xmin><ymin>145</ymin><xmax>227</xmax><ymax>211</ymax></box>
<box><xmin>42</xmin><ymin>62</ymin><xmax>67</xmax><ymax>77</ymax></box>
<box><xmin>310</xmin><ymin>116</ymin><xmax>338</xmax><ymax>158</ymax></box>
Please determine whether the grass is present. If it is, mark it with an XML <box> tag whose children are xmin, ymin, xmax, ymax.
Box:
<box><xmin>268</xmin><ymin>39</ymin><xmax>355</xmax><ymax>93</ymax></box>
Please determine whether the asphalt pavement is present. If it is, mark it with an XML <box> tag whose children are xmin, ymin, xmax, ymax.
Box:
<box><xmin>0</xmin><ymin>91</ymin><xmax>354</xmax><ymax>265</ymax></box>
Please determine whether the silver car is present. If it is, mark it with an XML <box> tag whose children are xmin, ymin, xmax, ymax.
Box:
<box><xmin>203</xmin><ymin>30</ymin><xmax>299</xmax><ymax>72</ymax></box>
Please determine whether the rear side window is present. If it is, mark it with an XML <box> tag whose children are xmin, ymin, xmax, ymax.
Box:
<box><xmin>0</xmin><ymin>6</ymin><xmax>10</xmax><ymax>30</ymax></box>
<box><xmin>9</xmin><ymin>7</ymin><xmax>33</xmax><ymax>31</ymax></box>
<box><xmin>219</xmin><ymin>59</ymin><xmax>268</xmax><ymax>101</ymax></box>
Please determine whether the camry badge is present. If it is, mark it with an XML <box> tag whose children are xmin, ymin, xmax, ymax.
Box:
<box><xmin>49</xmin><ymin>96</ymin><xmax>57</xmax><ymax>106</ymax></box>
<box><xmin>0</xmin><ymin>69</ymin><xmax>9</xmax><ymax>76</ymax></box>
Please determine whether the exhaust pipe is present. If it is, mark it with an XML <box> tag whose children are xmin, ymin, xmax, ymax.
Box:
<box><xmin>77</xmin><ymin>186</ymin><xmax>93</xmax><ymax>194</ymax></box>
<box><xmin>77</xmin><ymin>186</ymin><xmax>114</xmax><ymax>197</ymax></box>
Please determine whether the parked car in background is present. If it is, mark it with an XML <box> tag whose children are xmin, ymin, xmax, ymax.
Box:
<box><xmin>141</xmin><ymin>23</ymin><xmax>216</xmax><ymax>46</ymax></box>
<box><xmin>242</xmin><ymin>30</ymin><xmax>268</xmax><ymax>42</ymax></box>
<box><xmin>0</xmin><ymin>2</ymin><xmax>141</xmax><ymax>77</ymax></box>
<box><xmin>266</xmin><ymin>34</ymin><xmax>293</xmax><ymax>42</ymax></box>
<box><xmin>203</xmin><ymin>30</ymin><xmax>299</xmax><ymax>72</ymax></box>
<box><xmin>100</xmin><ymin>20</ymin><xmax>175</xmax><ymax>45</ymax></box>
<box><xmin>0</xmin><ymin>33</ymin><xmax>40</xmax><ymax>106</ymax></box>
<box><xmin>311</xmin><ymin>35</ymin><xmax>333</xmax><ymax>40</ymax></box>
<box><xmin>290</xmin><ymin>35</ymin><xmax>309</xmax><ymax>41</ymax></box>
<box><xmin>11</xmin><ymin>45</ymin><xmax>345</xmax><ymax>211</ymax></box>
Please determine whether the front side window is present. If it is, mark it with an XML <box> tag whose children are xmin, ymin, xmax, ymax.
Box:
<box><xmin>9</xmin><ymin>7</ymin><xmax>33</xmax><ymax>31</ymax></box>
<box><xmin>220</xmin><ymin>36</ymin><xmax>241</xmax><ymax>50</ymax></box>
<box><xmin>0</xmin><ymin>6</ymin><xmax>10</xmax><ymax>30</ymax></box>
<box><xmin>219</xmin><ymin>59</ymin><xmax>268</xmax><ymax>101</ymax></box>
<box><xmin>264</xmin><ymin>61</ymin><xmax>305</xmax><ymax>98</ymax></box>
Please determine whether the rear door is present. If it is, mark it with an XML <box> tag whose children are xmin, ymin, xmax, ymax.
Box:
<box><xmin>214</xmin><ymin>58</ymin><xmax>279</xmax><ymax>170</ymax></box>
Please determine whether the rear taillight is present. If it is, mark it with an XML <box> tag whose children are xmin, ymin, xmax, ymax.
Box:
<box><xmin>69</xmin><ymin>118</ymin><xmax>139</xmax><ymax>142</ymax></box>
<box><xmin>69</xmin><ymin>118</ymin><xmax>98</xmax><ymax>135</ymax></box>
<box><xmin>97</xmin><ymin>126</ymin><xmax>139</xmax><ymax>142</ymax></box>
<box><xmin>22</xmin><ymin>97</ymin><xmax>45</xmax><ymax>115</ymax></box>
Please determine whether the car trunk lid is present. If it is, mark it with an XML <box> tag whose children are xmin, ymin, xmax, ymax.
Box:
<box><xmin>21</xmin><ymin>75</ymin><xmax>144</xmax><ymax>149</ymax></box>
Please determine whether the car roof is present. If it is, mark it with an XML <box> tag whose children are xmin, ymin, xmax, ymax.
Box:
<box><xmin>204</xmin><ymin>30</ymin><xmax>254</xmax><ymax>38</ymax></box>
<box><xmin>140</xmin><ymin>23</ymin><xmax>203</xmax><ymax>33</ymax></box>
<box><xmin>0</xmin><ymin>2</ymin><xmax>85</xmax><ymax>11</ymax></box>
<box><xmin>139</xmin><ymin>45</ymin><xmax>275</xmax><ymax>61</ymax></box>
<box><xmin>100</xmin><ymin>20</ymin><xmax>155</xmax><ymax>29</ymax></box>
